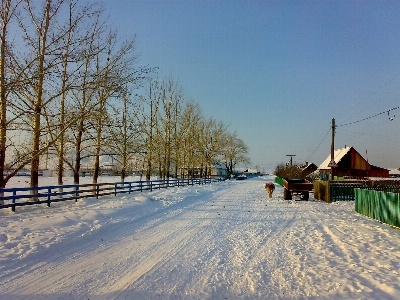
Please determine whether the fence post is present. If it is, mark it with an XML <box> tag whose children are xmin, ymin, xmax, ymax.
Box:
<box><xmin>11</xmin><ymin>190</ymin><xmax>16</xmax><ymax>212</ymax></box>
<box><xmin>75</xmin><ymin>186</ymin><xmax>79</xmax><ymax>202</ymax></box>
<box><xmin>115</xmin><ymin>183</ymin><xmax>117</xmax><ymax>196</ymax></box>
<box><xmin>47</xmin><ymin>187</ymin><xmax>51</xmax><ymax>207</ymax></box>
<box><xmin>326</xmin><ymin>181</ymin><xmax>331</xmax><ymax>203</ymax></box>
<box><xmin>96</xmin><ymin>185</ymin><xmax>100</xmax><ymax>199</ymax></box>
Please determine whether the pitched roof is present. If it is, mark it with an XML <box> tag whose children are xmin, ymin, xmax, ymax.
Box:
<box><xmin>301</xmin><ymin>162</ymin><xmax>317</xmax><ymax>171</ymax></box>
<box><xmin>319</xmin><ymin>146</ymin><xmax>352</xmax><ymax>170</ymax></box>
<box><xmin>212</xmin><ymin>163</ymin><xmax>227</xmax><ymax>169</ymax></box>
<box><xmin>389</xmin><ymin>168</ymin><xmax>400</xmax><ymax>175</ymax></box>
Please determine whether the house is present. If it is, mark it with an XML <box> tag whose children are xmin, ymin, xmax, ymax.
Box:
<box><xmin>300</xmin><ymin>162</ymin><xmax>318</xmax><ymax>177</ymax></box>
<box><xmin>389</xmin><ymin>168</ymin><xmax>400</xmax><ymax>178</ymax></box>
<box><xmin>243</xmin><ymin>168</ymin><xmax>260</xmax><ymax>177</ymax></box>
<box><xmin>210</xmin><ymin>163</ymin><xmax>228</xmax><ymax>177</ymax></box>
<box><xmin>319</xmin><ymin>146</ymin><xmax>389</xmax><ymax>179</ymax></box>
<box><xmin>181</xmin><ymin>163</ymin><xmax>228</xmax><ymax>178</ymax></box>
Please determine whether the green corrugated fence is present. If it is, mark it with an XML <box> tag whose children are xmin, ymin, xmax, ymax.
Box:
<box><xmin>355</xmin><ymin>188</ymin><xmax>400</xmax><ymax>228</ymax></box>
<box><xmin>275</xmin><ymin>177</ymin><xmax>283</xmax><ymax>186</ymax></box>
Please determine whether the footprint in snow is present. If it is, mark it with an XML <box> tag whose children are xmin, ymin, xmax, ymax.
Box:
<box><xmin>0</xmin><ymin>234</ymin><xmax>8</xmax><ymax>242</ymax></box>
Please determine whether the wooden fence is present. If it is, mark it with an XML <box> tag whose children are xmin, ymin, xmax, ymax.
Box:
<box><xmin>0</xmin><ymin>177</ymin><xmax>225</xmax><ymax>212</ymax></box>
<box><xmin>313</xmin><ymin>180</ymin><xmax>330</xmax><ymax>202</ymax></box>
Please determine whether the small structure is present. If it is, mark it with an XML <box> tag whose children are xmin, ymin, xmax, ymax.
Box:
<box><xmin>389</xmin><ymin>168</ymin><xmax>400</xmax><ymax>178</ymax></box>
<box><xmin>181</xmin><ymin>163</ymin><xmax>228</xmax><ymax>178</ymax></box>
<box><xmin>319</xmin><ymin>146</ymin><xmax>389</xmax><ymax>179</ymax></box>
<box><xmin>300</xmin><ymin>162</ymin><xmax>318</xmax><ymax>177</ymax></box>
<box><xmin>243</xmin><ymin>168</ymin><xmax>261</xmax><ymax>178</ymax></box>
<box><xmin>210</xmin><ymin>163</ymin><xmax>228</xmax><ymax>177</ymax></box>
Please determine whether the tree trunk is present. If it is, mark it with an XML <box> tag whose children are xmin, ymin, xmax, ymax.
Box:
<box><xmin>74</xmin><ymin>127</ymin><xmax>83</xmax><ymax>185</ymax></box>
<box><xmin>30</xmin><ymin>0</ymin><xmax>51</xmax><ymax>192</ymax></box>
<box><xmin>0</xmin><ymin>0</ymin><xmax>10</xmax><ymax>195</ymax></box>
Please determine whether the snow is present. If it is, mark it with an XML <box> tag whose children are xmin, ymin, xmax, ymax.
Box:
<box><xmin>1</xmin><ymin>176</ymin><xmax>400</xmax><ymax>299</ymax></box>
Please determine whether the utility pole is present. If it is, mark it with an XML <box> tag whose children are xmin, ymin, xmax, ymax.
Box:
<box><xmin>286</xmin><ymin>155</ymin><xmax>296</xmax><ymax>167</ymax></box>
<box><xmin>331</xmin><ymin>118</ymin><xmax>335</xmax><ymax>162</ymax></box>
<box><xmin>328</xmin><ymin>118</ymin><xmax>337</xmax><ymax>180</ymax></box>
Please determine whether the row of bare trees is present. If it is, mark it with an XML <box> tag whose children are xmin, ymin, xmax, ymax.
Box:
<box><xmin>0</xmin><ymin>0</ymin><xmax>249</xmax><ymax>191</ymax></box>
<box><xmin>140</xmin><ymin>76</ymin><xmax>250</xmax><ymax>181</ymax></box>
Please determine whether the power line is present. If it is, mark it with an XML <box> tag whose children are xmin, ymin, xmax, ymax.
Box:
<box><xmin>305</xmin><ymin>126</ymin><xmax>331</xmax><ymax>162</ymax></box>
<box><xmin>341</xmin><ymin>72</ymin><xmax>400</xmax><ymax>123</ymax></box>
<box><xmin>337</xmin><ymin>126</ymin><xmax>400</xmax><ymax>147</ymax></box>
<box><xmin>337</xmin><ymin>106</ymin><xmax>400</xmax><ymax>127</ymax></box>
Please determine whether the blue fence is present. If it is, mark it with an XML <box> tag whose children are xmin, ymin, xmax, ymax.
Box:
<box><xmin>0</xmin><ymin>177</ymin><xmax>225</xmax><ymax>212</ymax></box>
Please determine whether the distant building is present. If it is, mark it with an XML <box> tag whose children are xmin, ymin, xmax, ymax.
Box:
<box><xmin>300</xmin><ymin>162</ymin><xmax>318</xmax><ymax>177</ymax></box>
<box><xmin>389</xmin><ymin>168</ymin><xmax>400</xmax><ymax>178</ymax></box>
<box><xmin>211</xmin><ymin>163</ymin><xmax>228</xmax><ymax>177</ymax></box>
<box><xmin>319</xmin><ymin>146</ymin><xmax>389</xmax><ymax>179</ymax></box>
<box><xmin>180</xmin><ymin>163</ymin><xmax>228</xmax><ymax>178</ymax></box>
<box><xmin>243</xmin><ymin>168</ymin><xmax>260</xmax><ymax>176</ymax></box>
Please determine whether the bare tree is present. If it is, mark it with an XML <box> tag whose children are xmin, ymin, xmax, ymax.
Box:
<box><xmin>175</xmin><ymin>101</ymin><xmax>202</xmax><ymax>178</ymax></box>
<box><xmin>20</xmin><ymin>0</ymin><xmax>61</xmax><ymax>189</ymax></box>
<box><xmin>8</xmin><ymin>0</ymin><xmax>100</xmax><ymax>190</ymax></box>
<box><xmin>197</xmin><ymin>117</ymin><xmax>227</xmax><ymax>177</ymax></box>
<box><xmin>105</xmin><ymin>91</ymin><xmax>142</xmax><ymax>182</ymax></box>
<box><xmin>91</xmin><ymin>31</ymin><xmax>140</xmax><ymax>184</ymax></box>
<box><xmin>53</xmin><ymin>0</ymin><xmax>98</xmax><ymax>187</ymax></box>
<box><xmin>221</xmin><ymin>131</ymin><xmax>250</xmax><ymax>177</ymax></box>
<box><xmin>156</xmin><ymin>76</ymin><xmax>183</xmax><ymax>179</ymax></box>
<box><xmin>66</xmin><ymin>27</ymin><xmax>103</xmax><ymax>184</ymax></box>
<box><xmin>0</xmin><ymin>0</ymin><xmax>22</xmax><ymax>194</ymax></box>
<box><xmin>140</xmin><ymin>78</ymin><xmax>161</xmax><ymax>180</ymax></box>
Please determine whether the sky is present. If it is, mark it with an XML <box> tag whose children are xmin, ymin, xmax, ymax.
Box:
<box><xmin>102</xmin><ymin>0</ymin><xmax>400</xmax><ymax>171</ymax></box>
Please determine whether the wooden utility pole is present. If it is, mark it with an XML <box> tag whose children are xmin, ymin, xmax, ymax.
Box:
<box><xmin>329</xmin><ymin>118</ymin><xmax>337</xmax><ymax>180</ymax></box>
<box><xmin>331</xmin><ymin>118</ymin><xmax>335</xmax><ymax>162</ymax></box>
<box><xmin>286</xmin><ymin>154</ymin><xmax>296</xmax><ymax>167</ymax></box>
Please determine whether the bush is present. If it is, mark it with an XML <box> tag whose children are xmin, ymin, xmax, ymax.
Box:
<box><xmin>274</xmin><ymin>163</ymin><xmax>304</xmax><ymax>179</ymax></box>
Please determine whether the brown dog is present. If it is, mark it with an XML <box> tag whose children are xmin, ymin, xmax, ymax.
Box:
<box><xmin>265</xmin><ymin>182</ymin><xmax>275</xmax><ymax>198</ymax></box>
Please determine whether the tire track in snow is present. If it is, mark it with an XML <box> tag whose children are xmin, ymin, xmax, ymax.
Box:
<box><xmin>0</xmin><ymin>184</ymin><xmax>225</xmax><ymax>299</ymax></box>
<box><xmin>317</xmin><ymin>223</ymin><xmax>400</xmax><ymax>298</ymax></box>
<box><xmin>141</xmin><ymin>180</ymin><xmax>284</xmax><ymax>299</ymax></box>
<box><xmin>97</xmin><ymin>209</ymin><xmax>216</xmax><ymax>299</ymax></box>
<box><xmin>111</xmin><ymin>184</ymin><xmax>247</xmax><ymax>298</ymax></box>
<box><xmin>107</xmin><ymin>180</ymin><xmax>265</xmax><ymax>299</ymax></box>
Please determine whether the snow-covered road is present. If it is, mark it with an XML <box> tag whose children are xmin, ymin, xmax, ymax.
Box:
<box><xmin>1</xmin><ymin>176</ymin><xmax>400</xmax><ymax>299</ymax></box>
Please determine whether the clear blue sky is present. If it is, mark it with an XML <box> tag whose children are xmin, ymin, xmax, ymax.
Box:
<box><xmin>103</xmin><ymin>0</ymin><xmax>400</xmax><ymax>171</ymax></box>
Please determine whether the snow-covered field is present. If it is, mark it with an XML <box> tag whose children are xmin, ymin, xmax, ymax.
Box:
<box><xmin>1</xmin><ymin>176</ymin><xmax>400</xmax><ymax>299</ymax></box>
